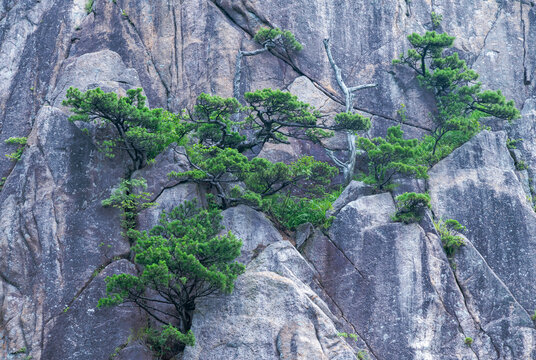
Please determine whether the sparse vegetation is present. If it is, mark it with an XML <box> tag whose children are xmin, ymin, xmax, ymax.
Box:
<box><xmin>4</xmin><ymin>136</ymin><xmax>28</xmax><ymax>161</ymax></box>
<box><xmin>337</xmin><ymin>332</ymin><xmax>370</xmax><ymax>360</ymax></box>
<box><xmin>101</xmin><ymin>178</ymin><xmax>156</xmax><ymax>238</ymax></box>
<box><xmin>434</xmin><ymin>218</ymin><xmax>466</xmax><ymax>257</ymax></box>
<box><xmin>392</xmin><ymin>192</ymin><xmax>431</xmax><ymax>224</ymax></box>
<box><xmin>262</xmin><ymin>187</ymin><xmax>342</xmax><ymax>231</ymax></box>
<box><xmin>85</xmin><ymin>0</ymin><xmax>94</xmax><ymax>14</ymax></box>
<box><xmin>516</xmin><ymin>160</ymin><xmax>528</xmax><ymax>171</ymax></box>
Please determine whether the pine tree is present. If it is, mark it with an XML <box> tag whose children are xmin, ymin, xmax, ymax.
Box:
<box><xmin>393</xmin><ymin>14</ymin><xmax>519</xmax><ymax>155</ymax></box>
<box><xmin>62</xmin><ymin>87</ymin><xmax>191</xmax><ymax>172</ymax></box>
<box><xmin>357</xmin><ymin>125</ymin><xmax>428</xmax><ymax>190</ymax></box>
<box><xmin>98</xmin><ymin>200</ymin><xmax>245</xmax><ymax>355</ymax></box>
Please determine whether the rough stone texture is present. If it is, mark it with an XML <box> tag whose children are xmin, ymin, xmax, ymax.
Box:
<box><xmin>182</xmin><ymin>241</ymin><xmax>356</xmax><ymax>360</ymax></box>
<box><xmin>116</xmin><ymin>343</ymin><xmax>154</xmax><ymax>360</ymax></box>
<box><xmin>428</xmin><ymin>130</ymin><xmax>536</xmax><ymax>358</ymax></box>
<box><xmin>429</xmin><ymin>131</ymin><xmax>536</xmax><ymax>313</ymax></box>
<box><xmin>42</xmin><ymin>260</ymin><xmax>145</xmax><ymax>360</ymax></box>
<box><xmin>328</xmin><ymin>180</ymin><xmax>375</xmax><ymax>217</ymax></box>
<box><xmin>1</xmin><ymin>0</ymin><xmax>536</xmax><ymax>359</ymax></box>
<box><xmin>302</xmin><ymin>193</ymin><xmax>496</xmax><ymax>359</ymax></box>
<box><xmin>220</xmin><ymin>205</ymin><xmax>283</xmax><ymax>264</ymax></box>
<box><xmin>452</xmin><ymin>236</ymin><xmax>536</xmax><ymax>360</ymax></box>
<box><xmin>135</xmin><ymin>146</ymin><xmax>205</xmax><ymax>231</ymax></box>
<box><xmin>0</xmin><ymin>106</ymin><xmax>135</xmax><ymax>359</ymax></box>
<box><xmin>295</xmin><ymin>222</ymin><xmax>314</xmax><ymax>249</ymax></box>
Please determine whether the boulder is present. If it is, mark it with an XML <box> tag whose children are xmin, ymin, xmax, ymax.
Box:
<box><xmin>220</xmin><ymin>205</ymin><xmax>283</xmax><ymax>264</ymax></box>
<box><xmin>429</xmin><ymin>130</ymin><xmax>536</xmax><ymax>313</ymax></box>
<box><xmin>182</xmin><ymin>241</ymin><xmax>356</xmax><ymax>360</ymax></box>
<box><xmin>328</xmin><ymin>181</ymin><xmax>375</xmax><ymax>217</ymax></box>
<box><xmin>303</xmin><ymin>193</ymin><xmax>491</xmax><ymax>359</ymax></box>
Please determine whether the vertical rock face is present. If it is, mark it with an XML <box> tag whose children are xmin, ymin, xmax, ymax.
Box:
<box><xmin>183</xmin><ymin>242</ymin><xmax>356</xmax><ymax>360</ymax></box>
<box><xmin>0</xmin><ymin>0</ymin><xmax>535</xmax><ymax>359</ymax></box>
<box><xmin>302</xmin><ymin>194</ymin><xmax>490</xmax><ymax>359</ymax></box>
<box><xmin>428</xmin><ymin>131</ymin><xmax>536</xmax><ymax>359</ymax></box>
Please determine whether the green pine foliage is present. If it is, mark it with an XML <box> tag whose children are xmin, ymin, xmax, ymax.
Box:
<box><xmin>169</xmin><ymin>145</ymin><xmax>337</xmax><ymax>209</ymax></box>
<box><xmin>64</xmin><ymin>86</ymin><xmax>365</xmax><ymax>207</ymax></box>
<box><xmin>393</xmin><ymin>15</ymin><xmax>519</xmax><ymax>157</ymax></box>
<box><xmin>357</xmin><ymin>125</ymin><xmax>428</xmax><ymax>190</ymax></box>
<box><xmin>190</xmin><ymin>93</ymin><xmax>245</xmax><ymax>149</ymax></box>
<box><xmin>254</xmin><ymin>27</ymin><xmax>303</xmax><ymax>52</ymax></box>
<box><xmin>4</xmin><ymin>136</ymin><xmax>27</xmax><ymax>161</ymax></box>
<box><xmin>143</xmin><ymin>325</ymin><xmax>196</xmax><ymax>359</ymax></box>
<box><xmin>98</xmin><ymin>200</ymin><xmax>245</xmax><ymax>352</ymax></box>
<box><xmin>62</xmin><ymin>87</ymin><xmax>191</xmax><ymax>171</ymax></box>
<box><xmin>101</xmin><ymin>178</ymin><xmax>156</xmax><ymax>236</ymax></box>
<box><xmin>261</xmin><ymin>187</ymin><xmax>342</xmax><ymax>231</ymax></box>
<box><xmin>191</xmin><ymin>89</ymin><xmax>370</xmax><ymax>153</ymax></box>
<box><xmin>392</xmin><ymin>192</ymin><xmax>431</xmax><ymax>224</ymax></box>
<box><xmin>333</xmin><ymin>112</ymin><xmax>371</xmax><ymax>132</ymax></box>
<box><xmin>434</xmin><ymin>218</ymin><xmax>466</xmax><ymax>256</ymax></box>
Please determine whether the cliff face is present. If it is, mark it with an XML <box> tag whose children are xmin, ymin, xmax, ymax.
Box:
<box><xmin>0</xmin><ymin>0</ymin><xmax>535</xmax><ymax>359</ymax></box>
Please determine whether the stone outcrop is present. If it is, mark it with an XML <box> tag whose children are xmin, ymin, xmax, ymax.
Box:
<box><xmin>0</xmin><ymin>0</ymin><xmax>535</xmax><ymax>359</ymax></box>
<box><xmin>183</xmin><ymin>241</ymin><xmax>355</xmax><ymax>360</ymax></box>
<box><xmin>302</xmin><ymin>193</ymin><xmax>491</xmax><ymax>359</ymax></box>
<box><xmin>429</xmin><ymin>130</ymin><xmax>536</xmax><ymax>358</ymax></box>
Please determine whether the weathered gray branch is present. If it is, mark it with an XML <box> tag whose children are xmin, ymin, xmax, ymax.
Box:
<box><xmin>233</xmin><ymin>47</ymin><xmax>269</xmax><ymax>102</ymax></box>
<box><xmin>323</xmin><ymin>38</ymin><xmax>377</xmax><ymax>184</ymax></box>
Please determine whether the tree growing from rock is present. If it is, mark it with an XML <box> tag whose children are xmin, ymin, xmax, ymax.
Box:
<box><xmin>169</xmin><ymin>145</ymin><xmax>336</xmax><ymax>209</ymax></box>
<box><xmin>98</xmin><ymin>200</ymin><xmax>245</xmax><ymax>357</ymax></box>
<box><xmin>323</xmin><ymin>38</ymin><xmax>376</xmax><ymax>184</ymax></box>
<box><xmin>63</xmin><ymin>87</ymin><xmax>191</xmax><ymax>172</ymax></box>
<box><xmin>177</xmin><ymin>88</ymin><xmax>374</xmax><ymax>207</ymax></box>
<box><xmin>233</xmin><ymin>27</ymin><xmax>302</xmax><ymax>109</ymax></box>
<box><xmin>357</xmin><ymin>125</ymin><xmax>428</xmax><ymax>190</ymax></box>
<box><xmin>393</xmin><ymin>14</ymin><xmax>519</xmax><ymax>156</ymax></box>
<box><xmin>392</xmin><ymin>192</ymin><xmax>431</xmax><ymax>224</ymax></box>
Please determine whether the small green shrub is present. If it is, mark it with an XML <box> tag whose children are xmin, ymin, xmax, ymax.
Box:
<box><xmin>392</xmin><ymin>192</ymin><xmax>431</xmax><ymax>224</ymax></box>
<box><xmin>516</xmin><ymin>160</ymin><xmax>528</xmax><ymax>171</ymax></box>
<box><xmin>143</xmin><ymin>325</ymin><xmax>195</xmax><ymax>359</ymax></box>
<box><xmin>11</xmin><ymin>347</ymin><xmax>27</xmax><ymax>355</ymax></box>
<box><xmin>101</xmin><ymin>178</ymin><xmax>155</xmax><ymax>236</ymax></box>
<box><xmin>507</xmin><ymin>138</ymin><xmax>522</xmax><ymax>149</ymax></box>
<box><xmin>464</xmin><ymin>337</ymin><xmax>473</xmax><ymax>346</ymax></box>
<box><xmin>337</xmin><ymin>332</ymin><xmax>370</xmax><ymax>360</ymax></box>
<box><xmin>434</xmin><ymin>218</ymin><xmax>466</xmax><ymax>257</ymax></box>
<box><xmin>531</xmin><ymin>310</ymin><xmax>536</xmax><ymax>321</ymax></box>
<box><xmin>262</xmin><ymin>188</ymin><xmax>342</xmax><ymax>231</ymax></box>
<box><xmin>85</xmin><ymin>0</ymin><xmax>94</xmax><ymax>14</ymax></box>
<box><xmin>4</xmin><ymin>136</ymin><xmax>28</xmax><ymax>161</ymax></box>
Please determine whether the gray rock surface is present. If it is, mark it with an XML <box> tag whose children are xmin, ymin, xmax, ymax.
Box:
<box><xmin>0</xmin><ymin>106</ymin><xmax>135</xmax><ymax>359</ymax></box>
<box><xmin>328</xmin><ymin>180</ymin><xmax>375</xmax><ymax>217</ymax></box>
<box><xmin>429</xmin><ymin>131</ymin><xmax>536</xmax><ymax>313</ymax></box>
<box><xmin>42</xmin><ymin>260</ymin><xmax>145</xmax><ymax>360</ymax></box>
<box><xmin>428</xmin><ymin>130</ymin><xmax>536</xmax><ymax>358</ymax></box>
<box><xmin>1</xmin><ymin>1</ymin><xmax>535</xmax><ymax>359</ymax></box>
<box><xmin>303</xmin><ymin>193</ymin><xmax>489</xmax><ymax>359</ymax></box>
<box><xmin>452</xmin><ymin>236</ymin><xmax>536</xmax><ymax>360</ymax></box>
<box><xmin>183</xmin><ymin>241</ymin><xmax>356</xmax><ymax>360</ymax></box>
<box><xmin>220</xmin><ymin>205</ymin><xmax>283</xmax><ymax>264</ymax></box>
